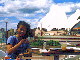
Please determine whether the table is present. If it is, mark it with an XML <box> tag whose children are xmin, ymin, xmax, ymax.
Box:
<box><xmin>42</xmin><ymin>48</ymin><xmax>80</xmax><ymax>60</ymax></box>
<box><xmin>19</xmin><ymin>47</ymin><xmax>80</xmax><ymax>60</ymax></box>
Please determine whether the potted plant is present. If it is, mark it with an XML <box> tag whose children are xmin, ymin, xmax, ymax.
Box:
<box><xmin>46</xmin><ymin>40</ymin><xmax>61</xmax><ymax>48</ymax></box>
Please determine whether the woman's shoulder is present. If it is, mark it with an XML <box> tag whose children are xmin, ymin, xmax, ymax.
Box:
<box><xmin>7</xmin><ymin>36</ymin><xmax>17</xmax><ymax>45</ymax></box>
<box><xmin>8</xmin><ymin>35</ymin><xmax>17</xmax><ymax>41</ymax></box>
<box><xmin>7</xmin><ymin>35</ymin><xmax>18</xmax><ymax>45</ymax></box>
<box><xmin>8</xmin><ymin>35</ymin><xmax>16</xmax><ymax>38</ymax></box>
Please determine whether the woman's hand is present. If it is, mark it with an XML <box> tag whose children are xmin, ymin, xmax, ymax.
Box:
<box><xmin>20</xmin><ymin>39</ymin><xmax>26</xmax><ymax>44</ymax></box>
<box><xmin>7</xmin><ymin>39</ymin><xmax>26</xmax><ymax>54</ymax></box>
<box><xmin>20</xmin><ymin>38</ymin><xmax>29</xmax><ymax>44</ymax></box>
<box><xmin>25</xmin><ymin>38</ymin><xmax>30</xmax><ymax>43</ymax></box>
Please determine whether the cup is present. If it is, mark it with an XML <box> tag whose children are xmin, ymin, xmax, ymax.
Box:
<box><xmin>28</xmin><ymin>37</ymin><xmax>34</xmax><ymax>42</ymax></box>
<box><xmin>61</xmin><ymin>43</ymin><xmax>67</xmax><ymax>51</ymax></box>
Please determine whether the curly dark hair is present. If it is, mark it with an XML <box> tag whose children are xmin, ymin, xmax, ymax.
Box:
<box><xmin>17</xmin><ymin>21</ymin><xmax>31</xmax><ymax>39</ymax></box>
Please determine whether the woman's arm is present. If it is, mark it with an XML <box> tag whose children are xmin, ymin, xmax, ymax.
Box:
<box><xmin>6</xmin><ymin>39</ymin><xmax>26</xmax><ymax>54</ymax></box>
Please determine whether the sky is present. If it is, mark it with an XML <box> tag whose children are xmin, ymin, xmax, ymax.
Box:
<box><xmin>0</xmin><ymin>0</ymin><xmax>80</xmax><ymax>31</ymax></box>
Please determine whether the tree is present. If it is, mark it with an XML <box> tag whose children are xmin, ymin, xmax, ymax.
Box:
<box><xmin>42</xmin><ymin>28</ymin><xmax>47</xmax><ymax>32</ymax></box>
<box><xmin>77</xmin><ymin>16</ymin><xmax>80</xmax><ymax>20</ymax></box>
<box><xmin>51</xmin><ymin>28</ymin><xmax>58</xmax><ymax>31</ymax></box>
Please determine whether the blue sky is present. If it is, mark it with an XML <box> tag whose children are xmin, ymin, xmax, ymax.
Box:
<box><xmin>53</xmin><ymin>0</ymin><xmax>80</xmax><ymax>3</ymax></box>
<box><xmin>0</xmin><ymin>0</ymin><xmax>80</xmax><ymax>30</ymax></box>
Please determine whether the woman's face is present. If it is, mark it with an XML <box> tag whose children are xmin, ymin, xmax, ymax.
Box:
<box><xmin>17</xmin><ymin>25</ymin><xmax>27</xmax><ymax>37</ymax></box>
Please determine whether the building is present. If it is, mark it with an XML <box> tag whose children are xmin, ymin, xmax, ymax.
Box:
<box><xmin>0</xmin><ymin>31</ymin><xmax>5</xmax><ymax>38</ymax></box>
<box><xmin>44</xmin><ymin>30</ymin><xmax>67</xmax><ymax>36</ymax></box>
<box><xmin>8</xmin><ymin>28</ymin><xmax>15</xmax><ymax>37</ymax></box>
<box><xmin>35</xmin><ymin>28</ymin><xmax>46</xmax><ymax>36</ymax></box>
<box><xmin>0</xmin><ymin>28</ymin><xmax>5</xmax><ymax>32</ymax></box>
<box><xmin>0</xmin><ymin>28</ymin><xmax>5</xmax><ymax>38</ymax></box>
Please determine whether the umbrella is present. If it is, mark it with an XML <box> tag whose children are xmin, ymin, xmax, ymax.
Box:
<box><xmin>73</xmin><ymin>27</ymin><xmax>80</xmax><ymax>29</ymax></box>
<box><xmin>71</xmin><ymin>21</ymin><xmax>80</xmax><ymax>30</ymax></box>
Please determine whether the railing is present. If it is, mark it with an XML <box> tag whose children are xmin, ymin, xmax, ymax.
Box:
<box><xmin>34</xmin><ymin>36</ymin><xmax>80</xmax><ymax>41</ymax></box>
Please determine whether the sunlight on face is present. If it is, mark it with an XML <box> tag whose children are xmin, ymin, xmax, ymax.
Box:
<box><xmin>17</xmin><ymin>25</ymin><xmax>27</xmax><ymax>36</ymax></box>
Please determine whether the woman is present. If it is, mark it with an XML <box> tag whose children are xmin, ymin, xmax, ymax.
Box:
<box><xmin>6</xmin><ymin>21</ymin><xmax>32</xmax><ymax>60</ymax></box>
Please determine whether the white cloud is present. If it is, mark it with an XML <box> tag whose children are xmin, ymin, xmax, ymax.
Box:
<box><xmin>55</xmin><ymin>2</ymin><xmax>80</xmax><ymax>13</ymax></box>
<box><xmin>16</xmin><ymin>16</ymin><xmax>40</xmax><ymax>28</ymax></box>
<box><xmin>7</xmin><ymin>23</ymin><xmax>17</xmax><ymax>29</ymax></box>
<box><xmin>0</xmin><ymin>0</ymin><xmax>7</xmax><ymax>3</ymax></box>
<box><xmin>0</xmin><ymin>0</ymin><xmax>52</xmax><ymax>17</ymax></box>
<box><xmin>1</xmin><ymin>0</ymin><xmax>80</xmax><ymax>30</ymax></box>
<box><xmin>26</xmin><ymin>0</ymin><xmax>52</xmax><ymax>8</ymax></box>
<box><xmin>0</xmin><ymin>0</ymin><xmax>52</xmax><ymax>30</ymax></box>
<box><xmin>76</xmin><ymin>3</ymin><xmax>80</xmax><ymax>7</ymax></box>
<box><xmin>0</xmin><ymin>0</ymin><xmax>52</xmax><ymax>27</ymax></box>
<box><xmin>0</xmin><ymin>20</ymin><xmax>5</xmax><ymax>22</ymax></box>
<box><xmin>0</xmin><ymin>23</ymin><xmax>5</xmax><ymax>29</ymax></box>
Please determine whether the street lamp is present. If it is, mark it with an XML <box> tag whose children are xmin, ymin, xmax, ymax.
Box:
<box><xmin>5</xmin><ymin>22</ymin><xmax>8</xmax><ymax>33</ymax></box>
<box><xmin>4</xmin><ymin>18</ymin><xmax>8</xmax><ymax>44</ymax></box>
<box><xmin>36</xmin><ymin>22</ymin><xmax>43</xmax><ymax>36</ymax></box>
<box><xmin>40</xmin><ymin>22</ymin><xmax>42</xmax><ymax>36</ymax></box>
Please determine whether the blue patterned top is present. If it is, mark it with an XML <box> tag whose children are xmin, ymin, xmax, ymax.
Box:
<box><xmin>6</xmin><ymin>36</ymin><xmax>31</xmax><ymax>59</ymax></box>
